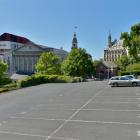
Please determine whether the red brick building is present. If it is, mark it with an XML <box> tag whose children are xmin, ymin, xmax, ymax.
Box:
<box><xmin>95</xmin><ymin>61</ymin><xmax>118</xmax><ymax>80</ymax></box>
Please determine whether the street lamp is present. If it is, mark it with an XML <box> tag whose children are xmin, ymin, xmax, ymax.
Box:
<box><xmin>107</xmin><ymin>68</ymin><xmax>110</xmax><ymax>79</ymax></box>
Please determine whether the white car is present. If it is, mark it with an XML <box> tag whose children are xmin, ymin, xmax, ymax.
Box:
<box><xmin>108</xmin><ymin>76</ymin><xmax>140</xmax><ymax>87</ymax></box>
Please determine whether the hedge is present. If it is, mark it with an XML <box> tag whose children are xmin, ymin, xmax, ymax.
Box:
<box><xmin>19</xmin><ymin>74</ymin><xmax>83</xmax><ymax>88</ymax></box>
<box><xmin>118</xmin><ymin>70</ymin><xmax>140</xmax><ymax>76</ymax></box>
<box><xmin>0</xmin><ymin>83</ymin><xmax>18</xmax><ymax>93</ymax></box>
<box><xmin>0</xmin><ymin>77</ymin><xmax>12</xmax><ymax>85</ymax></box>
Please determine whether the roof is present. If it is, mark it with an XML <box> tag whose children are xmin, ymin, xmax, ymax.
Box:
<box><xmin>0</xmin><ymin>33</ymin><xmax>30</xmax><ymax>44</ymax></box>
<box><xmin>102</xmin><ymin>61</ymin><xmax>118</xmax><ymax>68</ymax></box>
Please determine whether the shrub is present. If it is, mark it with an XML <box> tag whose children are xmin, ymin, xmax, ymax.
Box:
<box><xmin>19</xmin><ymin>74</ymin><xmax>82</xmax><ymax>88</ymax></box>
<box><xmin>0</xmin><ymin>83</ymin><xmax>18</xmax><ymax>93</ymax></box>
<box><xmin>0</xmin><ymin>77</ymin><xmax>12</xmax><ymax>85</ymax></box>
<box><xmin>118</xmin><ymin>70</ymin><xmax>140</xmax><ymax>76</ymax></box>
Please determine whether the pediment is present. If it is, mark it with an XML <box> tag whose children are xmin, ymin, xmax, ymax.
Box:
<box><xmin>15</xmin><ymin>44</ymin><xmax>44</xmax><ymax>52</ymax></box>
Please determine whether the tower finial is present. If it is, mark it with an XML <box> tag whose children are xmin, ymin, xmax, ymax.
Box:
<box><xmin>74</xmin><ymin>26</ymin><xmax>78</xmax><ymax>31</ymax></box>
<box><xmin>108</xmin><ymin>30</ymin><xmax>112</xmax><ymax>48</ymax></box>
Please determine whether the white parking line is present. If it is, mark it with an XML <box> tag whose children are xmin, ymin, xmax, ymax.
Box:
<box><xmin>6</xmin><ymin>117</ymin><xmax>140</xmax><ymax>126</ymax></box>
<box><xmin>10</xmin><ymin>116</ymin><xmax>65</xmax><ymax>121</ymax></box>
<box><xmin>50</xmin><ymin>136</ymin><xmax>78</xmax><ymax>140</ymax></box>
<box><xmin>8</xmin><ymin>116</ymin><xmax>140</xmax><ymax>126</ymax></box>
<box><xmin>0</xmin><ymin>131</ymin><xmax>77</xmax><ymax>140</ymax></box>
<box><xmin>93</xmin><ymin>101</ymin><xmax>140</xmax><ymax>104</ymax></box>
<box><xmin>45</xmin><ymin>89</ymin><xmax>104</xmax><ymax>140</ymax></box>
<box><xmin>19</xmin><ymin>112</ymin><xmax>27</xmax><ymax>115</ymax></box>
<box><xmin>0</xmin><ymin>131</ymin><xmax>47</xmax><ymax>138</ymax></box>
<box><xmin>98</xmin><ymin>96</ymin><xmax>140</xmax><ymax>98</ymax></box>
<box><xmin>82</xmin><ymin>109</ymin><xmax>140</xmax><ymax>112</ymax></box>
<box><xmin>137</xmin><ymin>131</ymin><xmax>140</xmax><ymax>136</ymax></box>
<box><xmin>70</xmin><ymin>120</ymin><xmax>140</xmax><ymax>126</ymax></box>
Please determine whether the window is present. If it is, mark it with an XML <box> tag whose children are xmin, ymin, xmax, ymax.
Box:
<box><xmin>111</xmin><ymin>77</ymin><xmax>119</xmax><ymax>80</ymax></box>
<box><xmin>120</xmin><ymin>77</ymin><xmax>128</xmax><ymax>80</ymax></box>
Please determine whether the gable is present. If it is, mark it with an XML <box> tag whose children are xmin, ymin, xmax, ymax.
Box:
<box><xmin>15</xmin><ymin>44</ymin><xmax>44</xmax><ymax>52</ymax></box>
<box><xmin>97</xmin><ymin>63</ymin><xmax>107</xmax><ymax>70</ymax></box>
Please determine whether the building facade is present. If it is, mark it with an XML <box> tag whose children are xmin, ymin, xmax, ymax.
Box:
<box><xmin>0</xmin><ymin>33</ymin><xmax>68</xmax><ymax>75</ymax></box>
<box><xmin>0</xmin><ymin>33</ymin><xmax>30</xmax><ymax>74</ymax></box>
<box><xmin>104</xmin><ymin>33</ymin><xmax>128</xmax><ymax>62</ymax></box>
<box><xmin>13</xmin><ymin>42</ymin><xmax>68</xmax><ymax>75</ymax></box>
<box><xmin>95</xmin><ymin>60</ymin><xmax>118</xmax><ymax>79</ymax></box>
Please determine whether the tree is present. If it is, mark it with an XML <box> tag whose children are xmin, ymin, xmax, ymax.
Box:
<box><xmin>62</xmin><ymin>48</ymin><xmax>94</xmax><ymax>78</ymax></box>
<box><xmin>0</xmin><ymin>60</ymin><xmax>8</xmax><ymax>85</ymax></box>
<box><xmin>126</xmin><ymin>62</ymin><xmax>140</xmax><ymax>72</ymax></box>
<box><xmin>92</xmin><ymin>60</ymin><xmax>101</xmax><ymax>75</ymax></box>
<box><xmin>115</xmin><ymin>56</ymin><xmax>130</xmax><ymax>71</ymax></box>
<box><xmin>36</xmin><ymin>52</ymin><xmax>61</xmax><ymax>75</ymax></box>
<box><xmin>121</xmin><ymin>23</ymin><xmax>140</xmax><ymax>61</ymax></box>
<box><xmin>0</xmin><ymin>60</ymin><xmax>7</xmax><ymax>78</ymax></box>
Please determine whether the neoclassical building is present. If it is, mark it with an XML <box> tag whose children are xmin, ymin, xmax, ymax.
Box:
<box><xmin>0</xmin><ymin>33</ymin><xmax>68</xmax><ymax>75</ymax></box>
<box><xmin>104</xmin><ymin>33</ymin><xmax>128</xmax><ymax>62</ymax></box>
<box><xmin>13</xmin><ymin>33</ymin><xmax>78</xmax><ymax>75</ymax></box>
<box><xmin>0</xmin><ymin>33</ymin><xmax>30</xmax><ymax>74</ymax></box>
<box><xmin>13</xmin><ymin>42</ymin><xmax>68</xmax><ymax>75</ymax></box>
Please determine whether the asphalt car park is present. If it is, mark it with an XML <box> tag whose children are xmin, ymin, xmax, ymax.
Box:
<box><xmin>0</xmin><ymin>81</ymin><xmax>140</xmax><ymax>140</ymax></box>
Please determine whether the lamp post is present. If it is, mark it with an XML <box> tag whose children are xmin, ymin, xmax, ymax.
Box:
<box><xmin>107</xmin><ymin>68</ymin><xmax>110</xmax><ymax>79</ymax></box>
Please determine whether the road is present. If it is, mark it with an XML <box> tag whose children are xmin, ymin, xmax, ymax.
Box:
<box><xmin>0</xmin><ymin>81</ymin><xmax>140</xmax><ymax>140</ymax></box>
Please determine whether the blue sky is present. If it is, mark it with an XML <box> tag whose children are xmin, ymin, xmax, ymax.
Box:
<box><xmin>0</xmin><ymin>0</ymin><xmax>140</xmax><ymax>59</ymax></box>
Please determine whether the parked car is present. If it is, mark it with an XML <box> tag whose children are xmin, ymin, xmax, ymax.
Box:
<box><xmin>108</xmin><ymin>76</ymin><xmax>140</xmax><ymax>87</ymax></box>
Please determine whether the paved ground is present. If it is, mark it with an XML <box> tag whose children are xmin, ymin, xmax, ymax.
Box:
<box><xmin>0</xmin><ymin>81</ymin><xmax>140</xmax><ymax>140</ymax></box>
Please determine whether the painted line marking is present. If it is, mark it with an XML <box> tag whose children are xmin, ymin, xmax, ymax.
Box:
<box><xmin>9</xmin><ymin>116</ymin><xmax>140</xmax><ymax>125</ymax></box>
<box><xmin>2</xmin><ymin>121</ymin><xmax>6</xmax><ymax>124</ymax></box>
<box><xmin>45</xmin><ymin>89</ymin><xmax>104</xmax><ymax>140</ymax></box>
<box><xmin>92</xmin><ymin>101</ymin><xmax>140</xmax><ymax>104</ymax></box>
<box><xmin>98</xmin><ymin>96</ymin><xmax>140</xmax><ymax>98</ymax></box>
<box><xmin>0</xmin><ymin>131</ymin><xmax>47</xmax><ymax>138</ymax></box>
<box><xmin>10</xmin><ymin>116</ymin><xmax>65</xmax><ymax>121</ymax></box>
<box><xmin>81</xmin><ymin>109</ymin><xmax>140</xmax><ymax>112</ymax></box>
<box><xmin>70</xmin><ymin>120</ymin><xmax>140</xmax><ymax>125</ymax></box>
<box><xmin>0</xmin><ymin>131</ymin><xmax>77</xmax><ymax>140</ymax></box>
<box><xmin>50</xmin><ymin>136</ymin><xmax>78</xmax><ymax>140</ymax></box>
<box><xmin>19</xmin><ymin>112</ymin><xmax>27</xmax><ymax>115</ymax></box>
<box><xmin>137</xmin><ymin>131</ymin><xmax>140</xmax><ymax>136</ymax></box>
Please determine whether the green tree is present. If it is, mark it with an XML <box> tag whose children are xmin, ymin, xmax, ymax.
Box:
<box><xmin>115</xmin><ymin>56</ymin><xmax>130</xmax><ymax>71</ymax></box>
<box><xmin>62</xmin><ymin>48</ymin><xmax>94</xmax><ymax>78</ymax></box>
<box><xmin>126</xmin><ymin>62</ymin><xmax>140</xmax><ymax>72</ymax></box>
<box><xmin>0</xmin><ymin>61</ymin><xmax>8</xmax><ymax>85</ymax></box>
<box><xmin>92</xmin><ymin>60</ymin><xmax>101</xmax><ymax>75</ymax></box>
<box><xmin>121</xmin><ymin>23</ymin><xmax>140</xmax><ymax>61</ymax></box>
<box><xmin>36</xmin><ymin>52</ymin><xmax>61</xmax><ymax>75</ymax></box>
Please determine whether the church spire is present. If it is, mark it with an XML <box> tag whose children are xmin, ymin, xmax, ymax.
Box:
<box><xmin>108</xmin><ymin>31</ymin><xmax>112</xmax><ymax>48</ymax></box>
<box><xmin>71</xmin><ymin>32</ymin><xmax>78</xmax><ymax>49</ymax></box>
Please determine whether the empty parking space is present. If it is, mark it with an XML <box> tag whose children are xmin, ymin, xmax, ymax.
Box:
<box><xmin>0</xmin><ymin>82</ymin><xmax>140</xmax><ymax>140</ymax></box>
